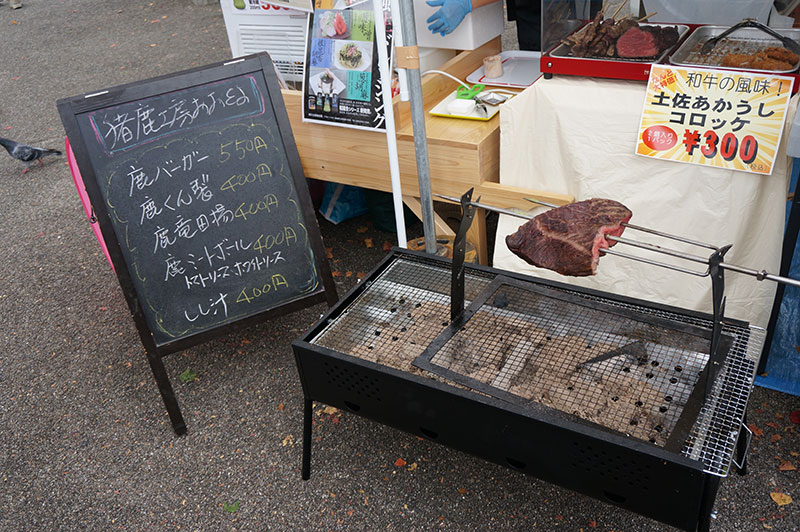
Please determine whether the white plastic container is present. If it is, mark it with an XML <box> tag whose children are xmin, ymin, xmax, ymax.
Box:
<box><xmin>413</xmin><ymin>0</ymin><xmax>504</xmax><ymax>50</ymax></box>
<box><xmin>220</xmin><ymin>0</ymin><xmax>309</xmax><ymax>82</ymax></box>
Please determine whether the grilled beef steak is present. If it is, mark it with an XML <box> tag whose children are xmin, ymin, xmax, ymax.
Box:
<box><xmin>616</xmin><ymin>27</ymin><xmax>659</xmax><ymax>58</ymax></box>
<box><xmin>506</xmin><ymin>199</ymin><xmax>632</xmax><ymax>276</ymax></box>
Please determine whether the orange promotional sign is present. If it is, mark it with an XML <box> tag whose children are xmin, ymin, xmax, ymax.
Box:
<box><xmin>636</xmin><ymin>64</ymin><xmax>794</xmax><ymax>175</ymax></box>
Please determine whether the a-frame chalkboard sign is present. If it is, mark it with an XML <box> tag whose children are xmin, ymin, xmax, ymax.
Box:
<box><xmin>58</xmin><ymin>53</ymin><xmax>337</xmax><ymax>435</ymax></box>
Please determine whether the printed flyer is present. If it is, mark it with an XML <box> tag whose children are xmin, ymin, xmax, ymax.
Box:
<box><xmin>302</xmin><ymin>0</ymin><xmax>392</xmax><ymax>130</ymax></box>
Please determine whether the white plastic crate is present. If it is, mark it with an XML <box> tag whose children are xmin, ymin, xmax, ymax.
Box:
<box><xmin>220</xmin><ymin>0</ymin><xmax>309</xmax><ymax>82</ymax></box>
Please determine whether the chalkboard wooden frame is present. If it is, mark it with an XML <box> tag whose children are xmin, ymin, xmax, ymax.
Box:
<box><xmin>58</xmin><ymin>53</ymin><xmax>338</xmax><ymax>435</ymax></box>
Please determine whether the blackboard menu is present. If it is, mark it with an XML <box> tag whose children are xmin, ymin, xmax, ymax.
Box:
<box><xmin>59</xmin><ymin>54</ymin><xmax>336</xmax><ymax>353</ymax></box>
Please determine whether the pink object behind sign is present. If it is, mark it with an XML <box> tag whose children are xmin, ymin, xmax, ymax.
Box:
<box><xmin>66</xmin><ymin>137</ymin><xmax>115</xmax><ymax>271</ymax></box>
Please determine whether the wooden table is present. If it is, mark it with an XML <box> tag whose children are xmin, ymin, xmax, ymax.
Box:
<box><xmin>282</xmin><ymin>38</ymin><xmax>572</xmax><ymax>264</ymax></box>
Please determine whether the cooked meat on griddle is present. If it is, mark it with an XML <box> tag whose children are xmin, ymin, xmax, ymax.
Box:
<box><xmin>616</xmin><ymin>27</ymin><xmax>659</xmax><ymax>58</ymax></box>
<box><xmin>562</xmin><ymin>14</ymin><xmax>679</xmax><ymax>59</ymax></box>
<box><xmin>505</xmin><ymin>199</ymin><xmax>632</xmax><ymax>277</ymax></box>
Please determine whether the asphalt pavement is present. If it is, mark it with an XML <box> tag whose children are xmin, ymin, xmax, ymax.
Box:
<box><xmin>0</xmin><ymin>1</ymin><xmax>798</xmax><ymax>531</ymax></box>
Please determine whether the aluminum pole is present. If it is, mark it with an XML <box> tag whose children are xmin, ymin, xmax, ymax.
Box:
<box><xmin>396</xmin><ymin>0</ymin><xmax>436</xmax><ymax>254</ymax></box>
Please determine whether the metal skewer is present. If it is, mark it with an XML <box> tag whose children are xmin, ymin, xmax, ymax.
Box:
<box><xmin>436</xmin><ymin>192</ymin><xmax>800</xmax><ymax>288</ymax></box>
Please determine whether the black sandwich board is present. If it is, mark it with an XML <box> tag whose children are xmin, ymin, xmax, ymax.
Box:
<box><xmin>58</xmin><ymin>53</ymin><xmax>337</xmax><ymax>435</ymax></box>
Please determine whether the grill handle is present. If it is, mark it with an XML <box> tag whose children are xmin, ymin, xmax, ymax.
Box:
<box><xmin>731</xmin><ymin>422</ymin><xmax>753</xmax><ymax>471</ymax></box>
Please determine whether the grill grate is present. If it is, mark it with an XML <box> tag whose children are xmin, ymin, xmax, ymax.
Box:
<box><xmin>414</xmin><ymin>277</ymin><xmax>726</xmax><ymax>450</ymax></box>
<box><xmin>675</xmin><ymin>37</ymin><xmax>800</xmax><ymax>73</ymax></box>
<box><xmin>311</xmin><ymin>258</ymin><xmax>493</xmax><ymax>376</ymax></box>
<box><xmin>308</xmin><ymin>254</ymin><xmax>761</xmax><ymax>477</ymax></box>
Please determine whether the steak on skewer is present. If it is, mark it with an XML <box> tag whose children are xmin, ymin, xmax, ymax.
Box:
<box><xmin>505</xmin><ymin>199</ymin><xmax>633</xmax><ymax>277</ymax></box>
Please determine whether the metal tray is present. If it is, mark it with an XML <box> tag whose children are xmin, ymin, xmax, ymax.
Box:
<box><xmin>549</xmin><ymin>23</ymin><xmax>690</xmax><ymax>63</ymax></box>
<box><xmin>670</xmin><ymin>25</ymin><xmax>800</xmax><ymax>74</ymax></box>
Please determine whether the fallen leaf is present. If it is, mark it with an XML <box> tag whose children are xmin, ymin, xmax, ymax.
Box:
<box><xmin>345</xmin><ymin>271</ymin><xmax>353</xmax><ymax>277</ymax></box>
<box><xmin>322</xmin><ymin>406</ymin><xmax>339</xmax><ymax>415</ymax></box>
<box><xmin>794</xmin><ymin>345</ymin><xmax>800</xmax><ymax>353</ymax></box>
<box><xmin>346</xmin><ymin>509</ymin><xmax>354</xmax><ymax>517</ymax></box>
<box><xmin>11</xmin><ymin>76</ymin><xmax>20</xmax><ymax>80</ymax></box>
<box><xmin>357</xmin><ymin>226</ymin><xmax>368</xmax><ymax>233</ymax></box>
<box><xmin>149</xmin><ymin>43</ymin><xmax>157</xmax><ymax>47</ymax></box>
<box><xmin>282</xmin><ymin>434</ymin><xmax>295</xmax><ymax>447</ymax></box>
<box><xmin>791</xmin><ymin>451</ymin><xmax>799</xmax><ymax>457</ymax></box>
<box><xmin>277</xmin><ymin>403</ymin><xmax>285</xmax><ymax>411</ymax></box>
<box><xmin>770</xmin><ymin>434</ymin><xmax>782</xmax><ymax>443</ymax></box>
<box><xmin>223</xmin><ymin>500</ymin><xmax>240</xmax><ymax>513</ymax></box>
<box><xmin>178</xmin><ymin>369</ymin><xmax>198</xmax><ymax>383</ymax></box>
<box><xmin>457</xmin><ymin>488</ymin><xmax>468</xmax><ymax>494</ymax></box>
<box><xmin>407</xmin><ymin>462</ymin><xmax>418</xmax><ymax>471</ymax></box>
<box><xmin>766</xmin><ymin>422</ymin><xmax>780</xmax><ymax>429</ymax></box>
<box><xmin>383</xmin><ymin>241</ymin><xmax>392</xmax><ymax>252</ymax></box>
<box><xmin>554</xmin><ymin>515</ymin><xmax>564</xmax><ymax>520</ymax></box>
<box><xmin>790</xmin><ymin>411</ymin><xmax>800</xmax><ymax>424</ymax></box>
<box><xmin>332</xmin><ymin>271</ymin><xmax>344</xmax><ymax>277</ymax></box>
<box><xmin>240</xmin><ymin>337</ymin><xmax>251</xmax><ymax>344</ymax></box>
<box><xmin>770</xmin><ymin>492</ymin><xmax>792</xmax><ymax>506</ymax></box>
<box><xmin>357</xmin><ymin>272</ymin><xmax>366</xmax><ymax>280</ymax></box>
<box><xmin>364</xmin><ymin>238</ymin><xmax>374</xmax><ymax>248</ymax></box>
<box><xmin>778</xmin><ymin>461</ymin><xmax>796</xmax><ymax>471</ymax></box>
<box><xmin>763</xmin><ymin>524</ymin><xmax>773</xmax><ymax>529</ymax></box>
<box><xmin>394</xmin><ymin>458</ymin><xmax>407</xmax><ymax>467</ymax></box>
<box><xmin>326</xmin><ymin>247</ymin><xmax>333</xmax><ymax>259</ymax></box>
<box><xmin>750</xmin><ymin>424</ymin><xmax>765</xmax><ymax>437</ymax></box>
<box><xmin>589</xmin><ymin>520</ymin><xmax>597</xmax><ymax>528</ymax></box>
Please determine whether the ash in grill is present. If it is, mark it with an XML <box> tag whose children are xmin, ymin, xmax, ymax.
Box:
<box><xmin>311</xmin><ymin>260</ymin><xmax>493</xmax><ymax>376</ymax></box>
<box><xmin>415</xmin><ymin>277</ymin><xmax>729</xmax><ymax>449</ymax></box>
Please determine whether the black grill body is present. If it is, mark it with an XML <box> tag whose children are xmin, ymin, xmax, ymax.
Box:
<box><xmin>293</xmin><ymin>250</ymin><xmax>760</xmax><ymax>532</ymax></box>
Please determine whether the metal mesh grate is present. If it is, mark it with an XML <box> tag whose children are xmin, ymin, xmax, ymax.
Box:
<box><xmin>548</xmin><ymin>285</ymin><xmax>762</xmax><ymax>477</ymax></box>
<box><xmin>311</xmin><ymin>257</ymin><xmax>492</xmax><ymax>376</ymax></box>
<box><xmin>308</xmin><ymin>254</ymin><xmax>761</xmax><ymax>477</ymax></box>
<box><xmin>679</xmin><ymin>37</ymin><xmax>798</xmax><ymax>70</ymax></box>
<box><xmin>419</xmin><ymin>279</ymin><xmax>720</xmax><ymax>448</ymax></box>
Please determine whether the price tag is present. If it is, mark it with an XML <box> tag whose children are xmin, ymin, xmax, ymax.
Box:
<box><xmin>636</xmin><ymin>64</ymin><xmax>794</xmax><ymax>175</ymax></box>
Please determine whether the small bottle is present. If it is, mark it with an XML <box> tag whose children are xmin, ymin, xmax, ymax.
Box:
<box><xmin>323</xmin><ymin>95</ymin><xmax>331</xmax><ymax>113</ymax></box>
<box><xmin>331</xmin><ymin>93</ymin><xmax>339</xmax><ymax>114</ymax></box>
<box><xmin>316</xmin><ymin>92</ymin><xmax>323</xmax><ymax>110</ymax></box>
<box><xmin>308</xmin><ymin>94</ymin><xmax>316</xmax><ymax>111</ymax></box>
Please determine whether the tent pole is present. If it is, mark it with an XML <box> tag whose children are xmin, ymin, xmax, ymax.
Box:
<box><xmin>395</xmin><ymin>0</ymin><xmax>437</xmax><ymax>254</ymax></box>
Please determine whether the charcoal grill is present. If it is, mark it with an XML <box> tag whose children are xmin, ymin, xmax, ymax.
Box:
<box><xmin>293</xmin><ymin>244</ymin><xmax>761</xmax><ymax>531</ymax></box>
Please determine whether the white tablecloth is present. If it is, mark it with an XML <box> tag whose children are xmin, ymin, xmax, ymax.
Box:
<box><xmin>493</xmin><ymin>75</ymin><xmax>797</xmax><ymax>327</ymax></box>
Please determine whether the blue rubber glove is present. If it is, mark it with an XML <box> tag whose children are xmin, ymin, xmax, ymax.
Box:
<box><xmin>426</xmin><ymin>0</ymin><xmax>472</xmax><ymax>36</ymax></box>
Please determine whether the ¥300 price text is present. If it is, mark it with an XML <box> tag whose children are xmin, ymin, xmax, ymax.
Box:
<box><xmin>682</xmin><ymin>130</ymin><xmax>758</xmax><ymax>164</ymax></box>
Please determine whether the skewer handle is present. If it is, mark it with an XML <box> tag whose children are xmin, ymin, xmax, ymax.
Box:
<box><xmin>638</xmin><ymin>12</ymin><xmax>657</xmax><ymax>22</ymax></box>
<box><xmin>720</xmin><ymin>263</ymin><xmax>800</xmax><ymax>288</ymax></box>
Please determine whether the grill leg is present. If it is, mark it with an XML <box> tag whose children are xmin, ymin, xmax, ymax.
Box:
<box><xmin>697</xmin><ymin>474</ymin><xmax>721</xmax><ymax>532</ymax></box>
<box><xmin>736</xmin><ymin>412</ymin><xmax>749</xmax><ymax>476</ymax></box>
<box><xmin>302</xmin><ymin>397</ymin><xmax>312</xmax><ymax>480</ymax></box>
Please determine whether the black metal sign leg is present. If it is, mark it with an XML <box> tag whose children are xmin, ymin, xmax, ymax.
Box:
<box><xmin>145</xmin><ymin>350</ymin><xmax>187</xmax><ymax>435</ymax></box>
<box><xmin>302</xmin><ymin>397</ymin><xmax>313</xmax><ymax>480</ymax></box>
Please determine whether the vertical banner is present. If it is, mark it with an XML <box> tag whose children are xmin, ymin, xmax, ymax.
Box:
<box><xmin>636</xmin><ymin>64</ymin><xmax>793</xmax><ymax>175</ymax></box>
<box><xmin>302</xmin><ymin>0</ymin><xmax>393</xmax><ymax>130</ymax></box>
